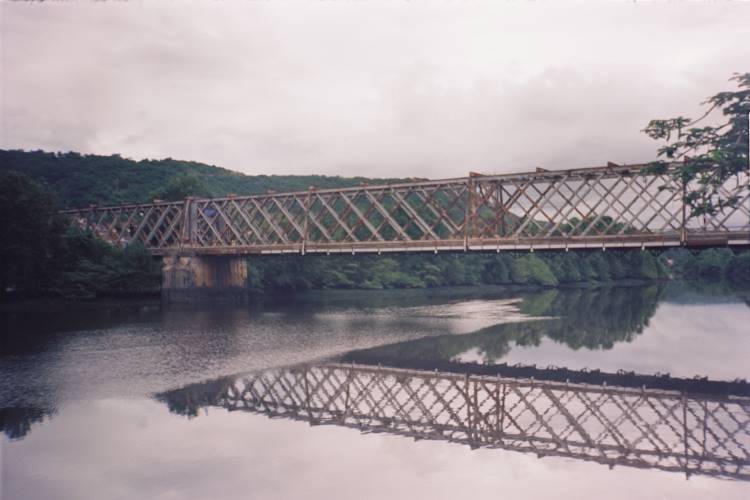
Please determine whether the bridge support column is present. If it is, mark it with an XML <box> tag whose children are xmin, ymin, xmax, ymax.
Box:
<box><xmin>161</xmin><ymin>254</ymin><xmax>249</xmax><ymax>303</ymax></box>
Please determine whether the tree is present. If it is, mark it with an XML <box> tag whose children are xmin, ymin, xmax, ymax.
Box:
<box><xmin>586</xmin><ymin>252</ymin><xmax>611</xmax><ymax>281</ymax></box>
<box><xmin>607</xmin><ymin>252</ymin><xmax>628</xmax><ymax>280</ymax></box>
<box><xmin>152</xmin><ymin>172</ymin><xmax>214</xmax><ymax>201</ymax></box>
<box><xmin>684</xmin><ymin>248</ymin><xmax>734</xmax><ymax>281</ymax></box>
<box><xmin>726</xmin><ymin>252</ymin><xmax>750</xmax><ymax>285</ymax></box>
<box><xmin>511</xmin><ymin>254</ymin><xmax>558</xmax><ymax>286</ymax></box>
<box><xmin>484</xmin><ymin>255</ymin><xmax>512</xmax><ymax>284</ymax></box>
<box><xmin>631</xmin><ymin>251</ymin><xmax>662</xmax><ymax>281</ymax></box>
<box><xmin>557</xmin><ymin>253</ymin><xmax>583</xmax><ymax>283</ymax></box>
<box><xmin>642</xmin><ymin>72</ymin><xmax>749</xmax><ymax>218</ymax></box>
<box><xmin>52</xmin><ymin>227</ymin><xmax>161</xmax><ymax>298</ymax></box>
<box><xmin>0</xmin><ymin>172</ymin><xmax>65</xmax><ymax>293</ymax></box>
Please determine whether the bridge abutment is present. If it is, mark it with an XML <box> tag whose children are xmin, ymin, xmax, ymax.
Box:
<box><xmin>161</xmin><ymin>254</ymin><xmax>249</xmax><ymax>303</ymax></box>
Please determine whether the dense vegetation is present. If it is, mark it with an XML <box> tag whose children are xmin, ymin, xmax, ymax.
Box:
<box><xmin>0</xmin><ymin>171</ymin><xmax>67</xmax><ymax>293</ymax></box>
<box><xmin>50</xmin><ymin>227</ymin><xmax>161</xmax><ymax>298</ymax></box>
<box><xmin>661</xmin><ymin>247</ymin><xmax>750</xmax><ymax>285</ymax></box>
<box><xmin>248</xmin><ymin>250</ymin><xmax>669</xmax><ymax>292</ymax></box>
<box><xmin>0</xmin><ymin>171</ymin><xmax>160</xmax><ymax>298</ymax></box>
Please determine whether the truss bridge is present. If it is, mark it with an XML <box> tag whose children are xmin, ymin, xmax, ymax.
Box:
<box><xmin>157</xmin><ymin>363</ymin><xmax>750</xmax><ymax>480</ymax></box>
<box><xmin>62</xmin><ymin>162</ymin><xmax>749</xmax><ymax>255</ymax></box>
<box><xmin>60</xmin><ymin>161</ymin><xmax>750</xmax><ymax>300</ymax></box>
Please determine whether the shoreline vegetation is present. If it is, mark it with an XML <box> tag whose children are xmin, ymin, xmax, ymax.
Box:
<box><xmin>1</xmin><ymin>149</ymin><xmax>749</xmax><ymax>301</ymax></box>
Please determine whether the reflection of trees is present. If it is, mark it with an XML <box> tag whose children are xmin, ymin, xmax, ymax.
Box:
<box><xmin>0</xmin><ymin>407</ymin><xmax>55</xmax><ymax>440</ymax></box>
<box><xmin>663</xmin><ymin>281</ymin><xmax>750</xmax><ymax>308</ymax></box>
<box><xmin>157</xmin><ymin>377</ymin><xmax>235</xmax><ymax>418</ymax></box>
<box><xmin>525</xmin><ymin>285</ymin><xmax>663</xmax><ymax>350</ymax></box>
<box><xmin>342</xmin><ymin>285</ymin><xmax>665</xmax><ymax>364</ymax></box>
<box><xmin>1</xmin><ymin>301</ymin><xmax>161</xmax><ymax>355</ymax></box>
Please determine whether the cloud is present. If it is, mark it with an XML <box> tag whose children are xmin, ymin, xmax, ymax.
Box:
<box><xmin>2</xmin><ymin>1</ymin><xmax>748</xmax><ymax>178</ymax></box>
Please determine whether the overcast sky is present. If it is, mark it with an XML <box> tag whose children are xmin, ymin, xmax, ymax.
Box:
<box><xmin>2</xmin><ymin>1</ymin><xmax>748</xmax><ymax>179</ymax></box>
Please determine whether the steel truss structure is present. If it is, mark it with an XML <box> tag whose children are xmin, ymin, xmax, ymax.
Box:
<box><xmin>61</xmin><ymin>162</ymin><xmax>750</xmax><ymax>255</ymax></box>
<box><xmin>194</xmin><ymin>363</ymin><xmax>750</xmax><ymax>480</ymax></box>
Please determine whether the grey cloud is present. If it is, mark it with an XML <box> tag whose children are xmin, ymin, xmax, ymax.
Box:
<box><xmin>2</xmin><ymin>1</ymin><xmax>748</xmax><ymax>178</ymax></box>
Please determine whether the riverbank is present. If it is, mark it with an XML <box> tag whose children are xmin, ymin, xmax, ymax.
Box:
<box><xmin>3</xmin><ymin>246</ymin><xmax>747</xmax><ymax>306</ymax></box>
<box><xmin>0</xmin><ymin>295</ymin><xmax>161</xmax><ymax>313</ymax></box>
<box><xmin>8</xmin><ymin>275</ymin><xmax>748</xmax><ymax>311</ymax></box>
<box><xmin>1</xmin><ymin>278</ymin><xmax>664</xmax><ymax>311</ymax></box>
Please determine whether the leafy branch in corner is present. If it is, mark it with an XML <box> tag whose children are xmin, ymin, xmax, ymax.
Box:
<box><xmin>641</xmin><ymin>72</ymin><xmax>749</xmax><ymax>219</ymax></box>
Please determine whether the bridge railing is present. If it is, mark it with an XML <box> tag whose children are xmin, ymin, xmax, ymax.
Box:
<box><xmin>60</xmin><ymin>162</ymin><xmax>750</xmax><ymax>254</ymax></box>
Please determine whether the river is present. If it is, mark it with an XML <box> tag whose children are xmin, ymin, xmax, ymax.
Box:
<box><xmin>2</xmin><ymin>283</ymin><xmax>749</xmax><ymax>499</ymax></box>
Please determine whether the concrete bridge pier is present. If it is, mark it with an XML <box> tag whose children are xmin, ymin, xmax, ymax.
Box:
<box><xmin>161</xmin><ymin>254</ymin><xmax>249</xmax><ymax>302</ymax></box>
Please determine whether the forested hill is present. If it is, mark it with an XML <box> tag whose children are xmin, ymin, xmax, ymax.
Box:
<box><xmin>0</xmin><ymin>149</ymin><xmax>409</xmax><ymax>208</ymax></box>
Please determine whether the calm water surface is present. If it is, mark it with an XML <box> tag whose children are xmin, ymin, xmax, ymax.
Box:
<box><xmin>2</xmin><ymin>284</ymin><xmax>749</xmax><ymax>500</ymax></box>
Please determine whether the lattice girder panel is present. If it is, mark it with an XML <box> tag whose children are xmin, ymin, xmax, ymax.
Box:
<box><xmin>683</xmin><ymin>171</ymin><xmax>750</xmax><ymax>233</ymax></box>
<box><xmin>347</xmin><ymin>190</ymin><xmax>406</xmax><ymax>242</ymax></box>
<box><xmin>191</xmin><ymin>196</ymin><xmax>306</xmax><ymax>247</ymax></box>
<box><xmin>64</xmin><ymin>202</ymin><xmax>186</xmax><ymax>249</ymax></box>
<box><xmin>469</xmin><ymin>170</ymin><xmax>687</xmax><ymax>240</ymax></box>
<box><xmin>610</xmin><ymin>173</ymin><xmax>683</xmax><ymax>235</ymax></box>
<box><xmin>361</xmin><ymin>189</ymin><xmax>423</xmax><ymax>242</ymax></box>
<box><xmin>472</xmin><ymin>175</ymin><xmax>599</xmax><ymax>239</ymax></box>
<box><xmin>306</xmin><ymin>192</ymin><xmax>375</xmax><ymax>244</ymax></box>
<box><xmin>213</xmin><ymin>198</ymin><xmax>268</xmax><ymax>246</ymax></box>
<box><xmin>200</xmin><ymin>364</ymin><xmax>750</xmax><ymax>480</ymax></box>
<box><xmin>192</xmin><ymin>200</ymin><xmax>237</xmax><ymax>247</ymax></box>
<box><xmin>683</xmin><ymin>400</ymin><xmax>750</xmax><ymax>465</ymax></box>
<box><xmin>254</xmin><ymin>194</ymin><xmax>306</xmax><ymax>244</ymax></box>
<box><xmin>408</xmin><ymin>182</ymin><xmax>468</xmax><ymax>241</ymax></box>
<box><xmin>301</xmin><ymin>182</ymin><xmax>470</xmax><ymax>247</ymax></box>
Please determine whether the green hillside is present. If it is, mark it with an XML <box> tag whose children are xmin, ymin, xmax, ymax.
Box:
<box><xmin>0</xmin><ymin>149</ymin><xmax>409</xmax><ymax>208</ymax></box>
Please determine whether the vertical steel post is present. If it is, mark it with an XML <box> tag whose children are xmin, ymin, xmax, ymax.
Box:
<box><xmin>682</xmin><ymin>393</ymin><xmax>690</xmax><ymax>479</ymax></box>
<box><xmin>464</xmin><ymin>373</ymin><xmax>473</xmax><ymax>441</ymax></box>
<box><xmin>681</xmin><ymin>160</ymin><xmax>688</xmax><ymax>245</ymax></box>
<box><xmin>191</xmin><ymin>199</ymin><xmax>198</xmax><ymax>247</ymax></box>
<box><xmin>343</xmin><ymin>367</ymin><xmax>352</xmax><ymax>422</ymax></box>
<box><xmin>499</xmin><ymin>383</ymin><xmax>507</xmax><ymax>440</ymax></box>
<box><xmin>498</xmin><ymin>183</ymin><xmax>506</xmax><ymax>238</ymax></box>
<box><xmin>464</xmin><ymin>175</ymin><xmax>475</xmax><ymax>251</ymax></box>
<box><xmin>181</xmin><ymin>197</ymin><xmax>192</xmax><ymax>249</ymax></box>
<box><xmin>303</xmin><ymin>187</ymin><xmax>313</xmax><ymax>255</ymax></box>
<box><xmin>304</xmin><ymin>367</ymin><xmax>312</xmax><ymax>420</ymax></box>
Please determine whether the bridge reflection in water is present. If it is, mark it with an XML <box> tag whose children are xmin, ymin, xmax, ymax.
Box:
<box><xmin>157</xmin><ymin>363</ymin><xmax>750</xmax><ymax>481</ymax></box>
